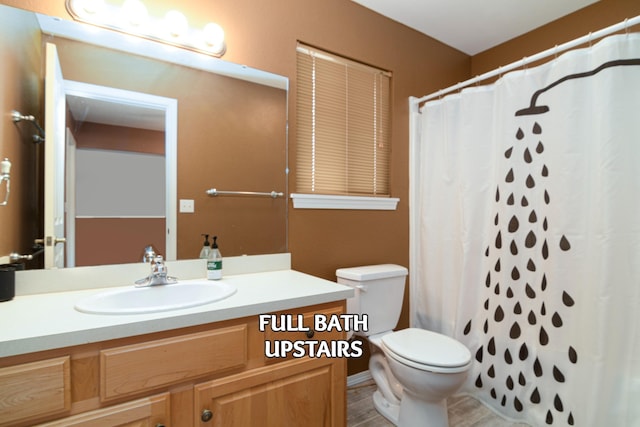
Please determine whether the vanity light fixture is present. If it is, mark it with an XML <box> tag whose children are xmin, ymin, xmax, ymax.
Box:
<box><xmin>65</xmin><ymin>0</ymin><xmax>226</xmax><ymax>57</ymax></box>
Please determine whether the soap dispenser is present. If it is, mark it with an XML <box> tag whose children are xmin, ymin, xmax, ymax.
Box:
<box><xmin>207</xmin><ymin>236</ymin><xmax>222</xmax><ymax>280</ymax></box>
<box><xmin>199</xmin><ymin>234</ymin><xmax>211</xmax><ymax>259</ymax></box>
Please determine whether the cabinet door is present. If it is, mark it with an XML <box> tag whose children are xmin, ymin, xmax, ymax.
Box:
<box><xmin>35</xmin><ymin>392</ymin><xmax>170</xmax><ymax>427</ymax></box>
<box><xmin>195</xmin><ymin>357</ymin><xmax>345</xmax><ymax>427</ymax></box>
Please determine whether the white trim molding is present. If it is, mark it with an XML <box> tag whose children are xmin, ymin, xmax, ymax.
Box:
<box><xmin>347</xmin><ymin>370</ymin><xmax>373</xmax><ymax>387</ymax></box>
<box><xmin>290</xmin><ymin>193</ymin><xmax>399</xmax><ymax>210</ymax></box>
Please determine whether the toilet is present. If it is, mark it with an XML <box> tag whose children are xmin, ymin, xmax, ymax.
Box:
<box><xmin>336</xmin><ymin>264</ymin><xmax>471</xmax><ymax>427</ymax></box>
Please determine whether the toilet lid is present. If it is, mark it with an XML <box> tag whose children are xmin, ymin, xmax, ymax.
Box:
<box><xmin>381</xmin><ymin>328</ymin><xmax>471</xmax><ymax>369</ymax></box>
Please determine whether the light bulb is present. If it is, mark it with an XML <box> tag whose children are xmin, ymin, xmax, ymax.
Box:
<box><xmin>122</xmin><ymin>0</ymin><xmax>148</xmax><ymax>27</ymax></box>
<box><xmin>165</xmin><ymin>10</ymin><xmax>188</xmax><ymax>38</ymax></box>
<box><xmin>203</xmin><ymin>23</ymin><xmax>225</xmax><ymax>52</ymax></box>
<box><xmin>70</xmin><ymin>0</ymin><xmax>105</xmax><ymax>17</ymax></box>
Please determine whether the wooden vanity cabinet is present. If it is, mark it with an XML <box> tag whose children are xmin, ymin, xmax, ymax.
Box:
<box><xmin>0</xmin><ymin>301</ymin><xmax>346</xmax><ymax>427</ymax></box>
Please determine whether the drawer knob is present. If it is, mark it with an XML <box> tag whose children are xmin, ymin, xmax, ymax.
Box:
<box><xmin>156</xmin><ymin>424</ymin><xmax>166</xmax><ymax>427</ymax></box>
<box><xmin>305</xmin><ymin>329</ymin><xmax>315</xmax><ymax>338</ymax></box>
<box><xmin>201</xmin><ymin>409</ymin><xmax>213</xmax><ymax>422</ymax></box>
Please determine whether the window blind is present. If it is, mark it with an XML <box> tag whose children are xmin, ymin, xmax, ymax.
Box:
<box><xmin>296</xmin><ymin>44</ymin><xmax>391</xmax><ymax>196</ymax></box>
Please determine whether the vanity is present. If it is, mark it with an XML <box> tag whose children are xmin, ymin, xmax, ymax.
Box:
<box><xmin>0</xmin><ymin>254</ymin><xmax>353</xmax><ymax>426</ymax></box>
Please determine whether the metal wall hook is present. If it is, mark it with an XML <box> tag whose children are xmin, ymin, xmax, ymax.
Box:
<box><xmin>10</xmin><ymin>244</ymin><xmax>45</xmax><ymax>262</ymax></box>
<box><xmin>11</xmin><ymin>110</ymin><xmax>45</xmax><ymax>143</ymax></box>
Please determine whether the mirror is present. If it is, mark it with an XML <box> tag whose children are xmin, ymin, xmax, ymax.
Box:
<box><xmin>0</xmin><ymin>4</ymin><xmax>288</xmax><ymax>269</ymax></box>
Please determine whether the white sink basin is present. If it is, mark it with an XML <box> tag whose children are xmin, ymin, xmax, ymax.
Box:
<box><xmin>74</xmin><ymin>280</ymin><xmax>237</xmax><ymax>315</ymax></box>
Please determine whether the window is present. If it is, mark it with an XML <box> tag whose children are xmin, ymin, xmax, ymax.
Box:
<box><xmin>294</xmin><ymin>44</ymin><xmax>396</xmax><ymax>209</ymax></box>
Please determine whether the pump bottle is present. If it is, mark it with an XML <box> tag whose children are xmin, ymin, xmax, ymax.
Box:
<box><xmin>199</xmin><ymin>234</ymin><xmax>211</xmax><ymax>259</ymax></box>
<box><xmin>207</xmin><ymin>236</ymin><xmax>222</xmax><ymax>280</ymax></box>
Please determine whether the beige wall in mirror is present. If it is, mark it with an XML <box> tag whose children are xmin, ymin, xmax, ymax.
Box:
<box><xmin>0</xmin><ymin>4</ymin><xmax>288</xmax><ymax>269</ymax></box>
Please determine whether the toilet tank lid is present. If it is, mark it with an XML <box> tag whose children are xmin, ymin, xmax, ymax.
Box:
<box><xmin>336</xmin><ymin>264</ymin><xmax>408</xmax><ymax>281</ymax></box>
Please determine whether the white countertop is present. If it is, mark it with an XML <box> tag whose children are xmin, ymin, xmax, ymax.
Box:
<box><xmin>0</xmin><ymin>268</ymin><xmax>353</xmax><ymax>358</ymax></box>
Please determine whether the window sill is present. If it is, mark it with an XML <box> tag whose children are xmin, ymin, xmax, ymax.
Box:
<box><xmin>290</xmin><ymin>193</ymin><xmax>399</xmax><ymax>210</ymax></box>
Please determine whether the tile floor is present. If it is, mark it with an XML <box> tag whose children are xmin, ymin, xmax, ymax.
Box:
<box><xmin>347</xmin><ymin>380</ymin><xmax>531</xmax><ymax>427</ymax></box>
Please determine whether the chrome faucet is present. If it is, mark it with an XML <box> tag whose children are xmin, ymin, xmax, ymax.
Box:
<box><xmin>135</xmin><ymin>255</ymin><xmax>178</xmax><ymax>287</ymax></box>
<box><xmin>141</xmin><ymin>245</ymin><xmax>158</xmax><ymax>263</ymax></box>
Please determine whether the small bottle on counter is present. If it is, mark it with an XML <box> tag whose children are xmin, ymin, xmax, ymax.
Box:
<box><xmin>207</xmin><ymin>236</ymin><xmax>222</xmax><ymax>280</ymax></box>
<box><xmin>199</xmin><ymin>234</ymin><xmax>211</xmax><ymax>259</ymax></box>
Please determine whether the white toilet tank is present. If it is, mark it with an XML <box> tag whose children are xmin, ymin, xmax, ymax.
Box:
<box><xmin>336</xmin><ymin>264</ymin><xmax>408</xmax><ymax>337</ymax></box>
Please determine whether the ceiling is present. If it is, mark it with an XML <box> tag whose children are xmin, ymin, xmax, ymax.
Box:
<box><xmin>67</xmin><ymin>95</ymin><xmax>166</xmax><ymax>131</ymax></box>
<box><xmin>352</xmin><ymin>0</ymin><xmax>600</xmax><ymax>55</ymax></box>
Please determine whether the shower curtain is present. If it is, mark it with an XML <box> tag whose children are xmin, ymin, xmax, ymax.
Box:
<box><xmin>411</xmin><ymin>33</ymin><xmax>640</xmax><ymax>426</ymax></box>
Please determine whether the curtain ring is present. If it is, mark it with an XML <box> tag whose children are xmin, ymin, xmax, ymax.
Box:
<box><xmin>588</xmin><ymin>32</ymin><xmax>593</xmax><ymax>47</ymax></box>
<box><xmin>554</xmin><ymin>44</ymin><xmax>559</xmax><ymax>59</ymax></box>
<box><xmin>624</xmin><ymin>18</ymin><xmax>630</xmax><ymax>35</ymax></box>
<box><xmin>520</xmin><ymin>57</ymin><xmax>528</xmax><ymax>75</ymax></box>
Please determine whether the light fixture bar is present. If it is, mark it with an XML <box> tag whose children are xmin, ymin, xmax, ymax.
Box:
<box><xmin>65</xmin><ymin>0</ymin><xmax>226</xmax><ymax>57</ymax></box>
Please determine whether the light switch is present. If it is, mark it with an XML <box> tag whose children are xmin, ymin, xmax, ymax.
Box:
<box><xmin>179</xmin><ymin>199</ymin><xmax>194</xmax><ymax>213</ymax></box>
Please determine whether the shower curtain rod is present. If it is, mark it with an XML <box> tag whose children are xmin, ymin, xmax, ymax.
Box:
<box><xmin>411</xmin><ymin>14</ymin><xmax>640</xmax><ymax>106</ymax></box>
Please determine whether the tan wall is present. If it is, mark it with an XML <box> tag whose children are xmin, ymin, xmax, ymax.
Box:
<box><xmin>74</xmin><ymin>123</ymin><xmax>165</xmax><ymax>154</ymax></box>
<box><xmin>75</xmin><ymin>217</ymin><xmax>166</xmax><ymax>266</ymax></box>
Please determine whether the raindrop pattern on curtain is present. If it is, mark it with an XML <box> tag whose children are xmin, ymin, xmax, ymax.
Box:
<box><xmin>463</xmin><ymin>121</ymin><xmax>577</xmax><ymax>425</ymax></box>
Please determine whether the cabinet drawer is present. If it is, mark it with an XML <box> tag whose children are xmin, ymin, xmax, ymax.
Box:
<box><xmin>36</xmin><ymin>392</ymin><xmax>170</xmax><ymax>427</ymax></box>
<box><xmin>101</xmin><ymin>325</ymin><xmax>247</xmax><ymax>400</ymax></box>
<box><xmin>0</xmin><ymin>356</ymin><xmax>71</xmax><ymax>426</ymax></box>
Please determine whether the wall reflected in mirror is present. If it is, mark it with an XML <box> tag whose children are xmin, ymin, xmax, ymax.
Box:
<box><xmin>0</xmin><ymin>4</ymin><xmax>288</xmax><ymax>269</ymax></box>
<box><xmin>0</xmin><ymin>5</ymin><xmax>43</xmax><ymax>267</ymax></box>
<box><xmin>64</xmin><ymin>87</ymin><xmax>170</xmax><ymax>267</ymax></box>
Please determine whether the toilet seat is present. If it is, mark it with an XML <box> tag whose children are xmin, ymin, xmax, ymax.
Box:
<box><xmin>381</xmin><ymin>328</ymin><xmax>471</xmax><ymax>374</ymax></box>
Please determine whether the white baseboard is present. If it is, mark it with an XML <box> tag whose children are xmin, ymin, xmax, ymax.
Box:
<box><xmin>347</xmin><ymin>370</ymin><xmax>372</xmax><ymax>387</ymax></box>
